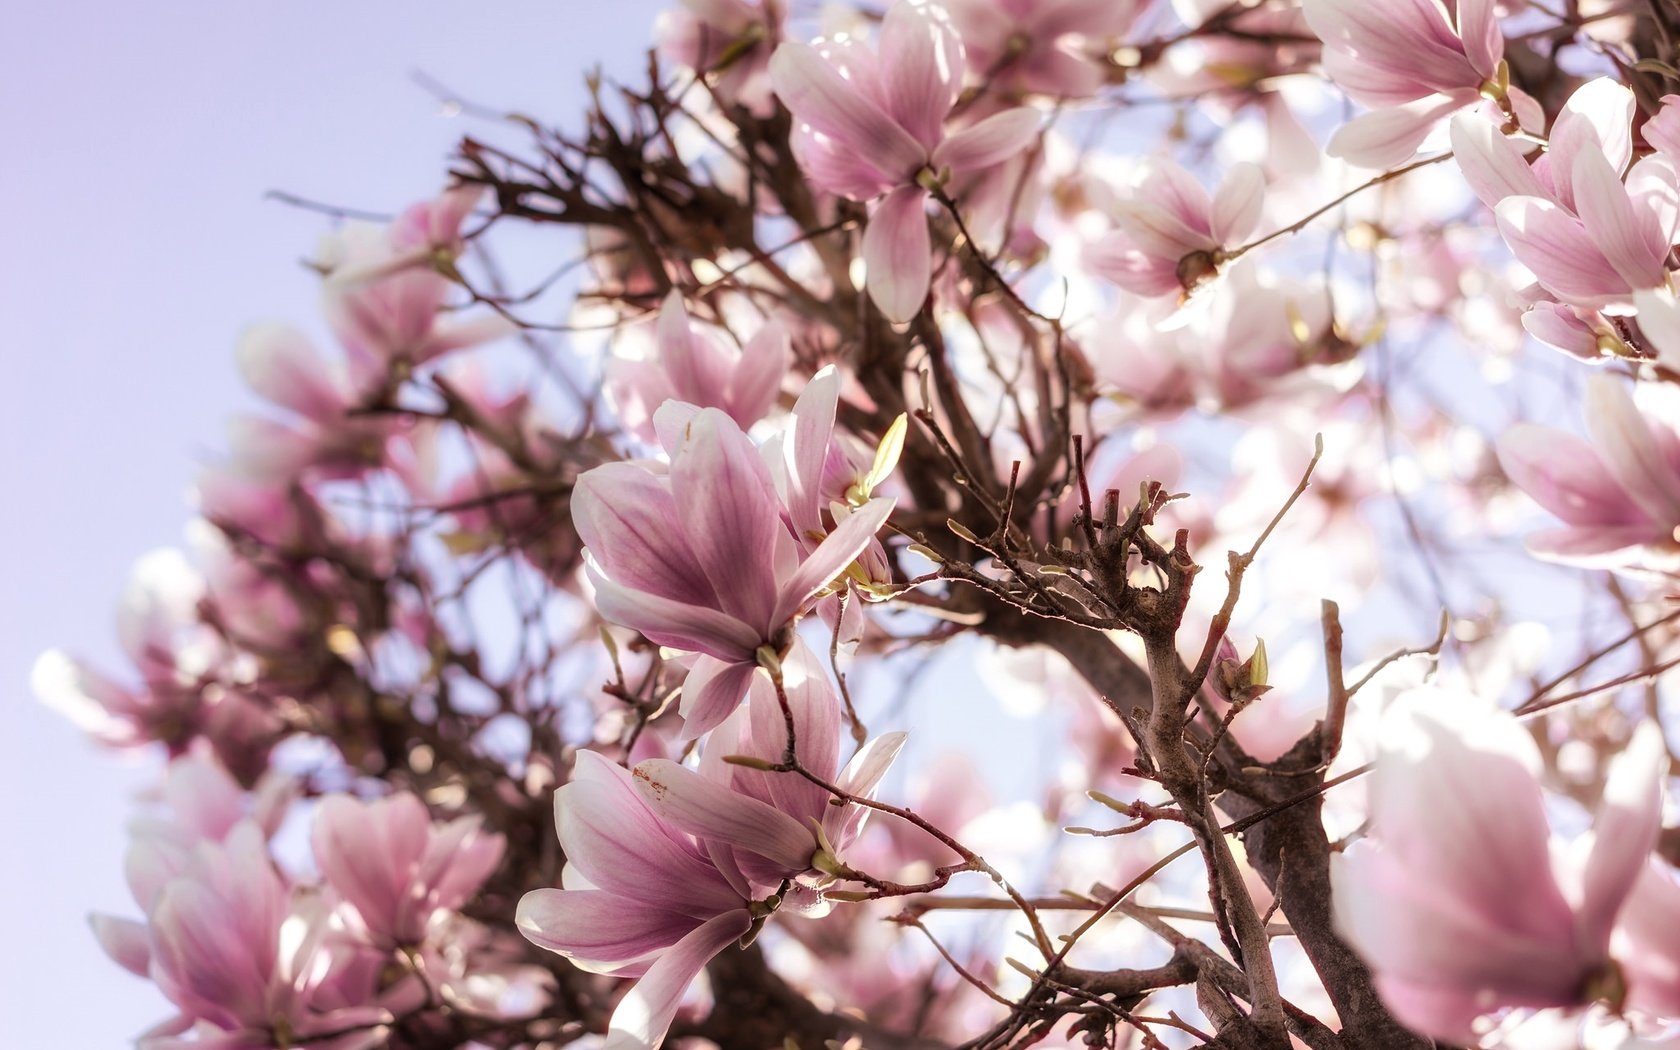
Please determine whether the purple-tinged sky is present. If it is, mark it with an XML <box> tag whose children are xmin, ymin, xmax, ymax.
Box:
<box><xmin>0</xmin><ymin>2</ymin><xmax>658</xmax><ymax>1041</ymax></box>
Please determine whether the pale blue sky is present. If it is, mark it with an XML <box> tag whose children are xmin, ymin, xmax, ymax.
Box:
<box><xmin>0</xmin><ymin>3</ymin><xmax>658</xmax><ymax>1042</ymax></box>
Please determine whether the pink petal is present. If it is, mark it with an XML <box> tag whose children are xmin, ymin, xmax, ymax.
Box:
<box><xmin>1583</xmin><ymin>374</ymin><xmax>1680</xmax><ymax>526</ymax></box>
<box><xmin>1636</xmin><ymin>290</ymin><xmax>1680</xmax><ymax>370</ymax></box>
<box><xmin>630</xmin><ymin>759</ymin><xmax>816</xmax><ymax>873</ymax></box>
<box><xmin>1209</xmin><ymin>162</ymin><xmax>1265</xmax><ymax>244</ymax></box>
<box><xmin>772</xmin><ymin>496</ymin><xmax>895</xmax><ymax>626</ymax></box>
<box><xmin>679</xmin><ymin>656</ymin><xmax>762</xmax><ymax>739</ymax></box>
<box><xmin>1571</xmin><ymin>147</ymin><xmax>1667</xmax><ymax>291</ymax></box>
<box><xmin>516</xmin><ymin>888</ymin><xmax>700</xmax><ymax>968</ymax></box>
<box><xmin>828</xmin><ymin>730</ymin><xmax>908</xmax><ymax>848</ymax></box>
<box><xmin>768</xmin><ymin>42</ymin><xmax>926</xmax><ymax>181</ymax></box>
<box><xmin>90</xmin><ymin>913</ymin><xmax>152</xmax><ymax>978</ymax></box>
<box><xmin>1495</xmin><ymin>196</ymin><xmax>1629</xmax><ymax>307</ymax></box>
<box><xmin>235</xmin><ymin>324</ymin><xmax>348</xmax><ymax>422</ymax></box>
<box><xmin>556</xmin><ymin>752</ymin><xmax>745</xmax><ymax>918</ymax></box>
<box><xmin>877</xmin><ymin>0</ymin><xmax>965</xmax><ymax>151</ymax></box>
<box><xmin>1575</xmin><ymin>721</ymin><xmax>1667</xmax><ymax>951</ymax></box>
<box><xmin>727</xmin><ymin>320</ymin><xmax>790</xmax><ymax>428</ymax></box>
<box><xmin>930</xmin><ymin>108</ymin><xmax>1042</xmax><ymax>175</ymax></box>
<box><xmin>1449</xmin><ymin>113</ymin><xmax>1544</xmax><ymax>209</ymax></box>
<box><xmin>1455</xmin><ymin>0</ymin><xmax>1503</xmax><ymax>80</ymax></box>
<box><xmin>573</xmin><ymin>463</ymin><xmax>713</xmax><ymax>604</ymax></box>
<box><xmin>1326</xmin><ymin>95</ymin><xmax>1461</xmax><ymax>169</ymax></box>
<box><xmin>1497</xmin><ymin>423</ymin><xmax>1643</xmax><ymax>527</ymax></box>
<box><xmin>1617</xmin><ymin>861</ymin><xmax>1680</xmax><ymax>1019</ymax></box>
<box><xmin>601</xmin><ymin>910</ymin><xmax>753</xmax><ymax>1050</ymax></box>
<box><xmin>669</xmin><ymin>409</ymin><xmax>787</xmax><ymax>633</ymax></box>
<box><xmin>588</xmin><ymin>566</ymin><xmax>762</xmax><ymax>660</ymax></box>
<box><xmin>863</xmin><ymin>186</ymin><xmax>932</xmax><ymax>323</ymax></box>
<box><xmin>784</xmin><ymin>367</ymin><xmax>842</xmax><ymax>535</ymax></box>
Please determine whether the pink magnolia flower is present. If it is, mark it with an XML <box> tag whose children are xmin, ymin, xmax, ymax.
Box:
<box><xmin>769</xmin><ymin>0</ymin><xmax>1041</xmax><ymax>321</ymax></box>
<box><xmin>606</xmin><ymin>291</ymin><xmax>789</xmax><ymax>441</ymax></box>
<box><xmin>142</xmin><ymin>822</ymin><xmax>393</xmax><ymax>1050</ymax></box>
<box><xmin>656</xmin><ymin>0</ymin><xmax>785</xmax><ymax>114</ymax></box>
<box><xmin>943</xmin><ymin>0</ymin><xmax>1142</xmax><ymax>99</ymax></box>
<box><xmin>1333</xmin><ymin>688</ymin><xmax>1667</xmax><ymax>1042</ymax></box>
<box><xmin>1303</xmin><ymin>0</ymin><xmax>1505</xmax><ymax>167</ymax></box>
<box><xmin>572</xmin><ymin>404</ymin><xmax>893</xmax><ymax>735</ymax></box>
<box><xmin>518</xmin><ymin>644</ymin><xmax>901</xmax><ymax>1050</ymax></box>
<box><xmin>1451</xmin><ymin>80</ymin><xmax>1680</xmax><ymax>312</ymax></box>
<box><xmin>1085</xmin><ymin>159</ymin><xmax>1266</xmax><ymax>299</ymax></box>
<box><xmin>311</xmin><ymin>792</ymin><xmax>505</xmax><ymax>950</ymax></box>
<box><xmin>1497</xmin><ymin>374</ymin><xmax>1680</xmax><ymax>567</ymax></box>
<box><xmin>1496</xmin><ymin>154</ymin><xmax>1678</xmax><ymax>310</ymax></box>
<box><xmin>514</xmin><ymin>749</ymin><xmax>760</xmax><ymax>1050</ymax></box>
<box><xmin>318</xmin><ymin>187</ymin><xmax>513</xmax><ymax>388</ymax></box>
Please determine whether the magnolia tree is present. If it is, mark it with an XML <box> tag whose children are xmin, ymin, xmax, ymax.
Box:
<box><xmin>38</xmin><ymin>0</ymin><xmax>1680</xmax><ymax>1047</ymax></box>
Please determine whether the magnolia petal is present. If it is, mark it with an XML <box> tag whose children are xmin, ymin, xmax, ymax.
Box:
<box><xmin>1571</xmin><ymin>147</ymin><xmax>1666</xmax><ymax>291</ymax></box>
<box><xmin>588</xmin><ymin>566</ymin><xmax>761</xmax><ymax>661</ymax></box>
<box><xmin>1583</xmin><ymin>374</ymin><xmax>1680</xmax><ymax>527</ymax></box>
<box><xmin>1326</xmin><ymin>95</ymin><xmax>1460</xmax><ymax>170</ymax></box>
<box><xmin>669</xmin><ymin>408</ymin><xmax>785</xmax><ymax>631</ymax></box>
<box><xmin>784</xmin><ymin>367</ymin><xmax>842</xmax><ymax>535</ymax></box>
<box><xmin>768</xmin><ymin>42</ymin><xmax>926</xmax><ymax>180</ymax></box>
<box><xmin>602</xmin><ymin>910</ymin><xmax>753</xmax><ymax>1050</ymax></box>
<box><xmin>730</xmin><ymin>320</ymin><xmax>790</xmax><ymax>428</ymax></box>
<box><xmin>930</xmin><ymin>108</ymin><xmax>1042</xmax><ymax>176</ymax></box>
<box><xmin>90</xmin><ymin>913</ymin><xmax>152</xmax><ymax>978</ymax></box>
<box><xmin>878</xmin><ymin>0</ymin><xmax>965</xmax><ymax>151</ymax></box>
<box><xmin>1575</xmin><ymin>721</ymin><xmax>1667</xmax><ymax>950</ymax></box>
<box><xmin>1495</xmin><ymin>196</ymin><xmax>1627</xmax><ymax>307</ymax></box>
<box><xmin>679</xmin><ymin>656</ymin><xmax>761</xmax><ymax>739</ymax></box>
<box><xmin>516</xmin><ymin>888</ymin><xmax>700</xmax><ymax>967</ymax></box>
<box><xmin>630</xmin><ymin>759</ymin><xmax>816</xmax><ymax>873</ymax></box>
<box><xmin>773</xmin><ymin>497</ymin><xmax>895</xmax><ymax>626</ymax></box>
<box><xmin>1449</xmin><ymin>113</ymin><xmax>1544</xmax><ymax>209</ymax></box>
<box><xmin>863</xmin><ymin>186</ymin><xmax>932</xmax><ymax>323</ymax></box>
<box><xmin>829</xmin><ymin>730</ymin><xmax>909</xmax><ymax>848</ymax></box>
<box><xmin>1496</xmin><ymin>423</ymin><xmax>1640</xmax><ymax>527</ymax></box>
<box><xmin>556</xmin><ymin>753</ymin><xmax>746</xmax><ymax>917</ymax></box>
<box><xmin>1456</xmin><ymin>0</ymin><xmax>1503</xmax><ymax>79</ymax></box>
<box><xmin>1209</xmin><ymin>162</ymin><xmax>1265</xmax><ymax>245</ymax></box>
<box><xmin>235</xmin><ymin>324</ymin><xmax>348</xmax><ymax>422</ymax></box>
<box><xmin>1636</xmin><ymin>290</ymin><xmax>1680</xmax><ymax>371</ymax></box>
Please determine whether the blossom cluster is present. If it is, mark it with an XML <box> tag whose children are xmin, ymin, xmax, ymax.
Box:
<box><xmin>41</xmin><ymin>0</ymin><xmax>1680</xmax><ymax>1047</ymax></box>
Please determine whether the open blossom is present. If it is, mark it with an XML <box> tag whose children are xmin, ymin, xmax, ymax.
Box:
<box><xmin>512</xmin><ymin>752</ymin><xmax>759</xmax><ymax>1050</ymax></box>
<box><xmin>137</xmin><ymin>822</ymin><xmax>394</xmax><ymax>1050</ymax></box>
<box><xmin>318</xmin><ymin>186</ymin><xmax>513</xmax><ymax>387</ymax></box>
<box><xmin>769</xmin><ymin>0</ymin><xmax>1041</xmax><ymax>321</ymax></box>
<box><xmin>312</xmin><ymin>792</ymin><xmax>505</xmax><ymax>950</ymax></box>
<box><xmin>1085</xmin><ymin>160</ymin><xmax>1265</xmax><ymax>299</ymax></box>
<box><xmin>1450</xmin><ymin>80</ymin><xmax>1679</xmax><ymax>312</ymax></box>
<box><xmin>1497</xmin><ymin>374</ymin><xmax>1680</xmax><ymax>567</ymax></box>
<box><xmin>518</xmin><ymin>644</ymin><xmax>901</xmax><ymax>1050</ymax></box>
<box><xmin>572</xmin><ymin>403</ymin><xmax>893</xmax><ymax>735</ymax></box>
<box><xmin>1333</xmin><ymin>688</ymin><xmax>1668</xmax><ymax>1042</ymax></box>
<box><xmin>606</xmin><ymin>291</ymin><xmax>789</xmax><ymax>441</ymax></box>
<box><xmin>1303</xmin><ymin>0</ymin><xmax>1506</xmax><ymax>167</ymax></box>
